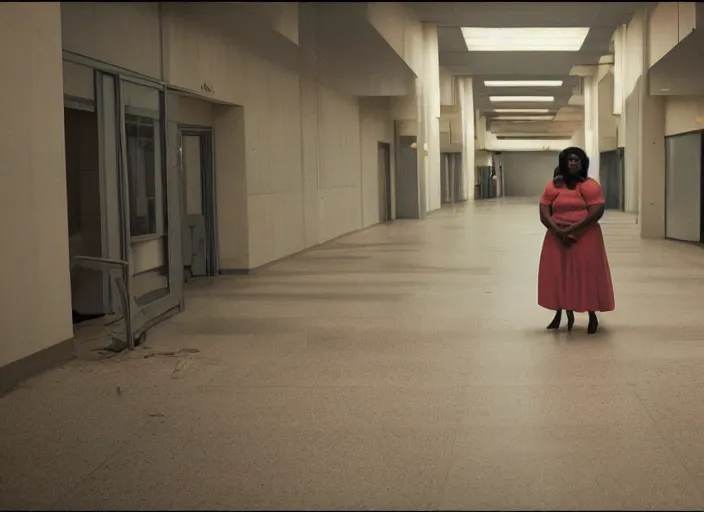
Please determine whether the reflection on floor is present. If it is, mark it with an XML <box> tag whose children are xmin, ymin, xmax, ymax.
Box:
<box><xmin>3</xmin><ymin>199</ymin><xmax>704</xmax><ymax>510</ymax></box>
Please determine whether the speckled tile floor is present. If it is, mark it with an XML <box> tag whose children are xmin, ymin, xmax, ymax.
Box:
<box><xmin>3</xmin><ymin>199</ymin><xmax>704</xmax><ymax>510</ymax></box>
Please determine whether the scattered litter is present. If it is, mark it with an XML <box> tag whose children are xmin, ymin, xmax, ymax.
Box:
<box><xmin>143</xmin><ymin>348</ymin><xmax>200</xmax><ymax>359</ymax></box>
<box><xmin>171</xmin><ymin>359</ymin><xmax>189</xmax><ymax>378</ymax></box>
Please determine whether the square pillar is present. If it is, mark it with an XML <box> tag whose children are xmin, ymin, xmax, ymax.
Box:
<box><xmin>583</xmin><ymin>74</ymin><xmax>601</xmax><ymax>183</ymax></box>
<box><xmin>458</xmin><ymin>77</ymin><xmax>475</xmax><ymax>201</ymax></box>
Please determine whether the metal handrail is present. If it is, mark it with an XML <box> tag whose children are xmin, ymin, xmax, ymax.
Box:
<box><xmin>71</xmin><ymin>256</ymin><xmax>136</xmax><ymax>350</ymax></box>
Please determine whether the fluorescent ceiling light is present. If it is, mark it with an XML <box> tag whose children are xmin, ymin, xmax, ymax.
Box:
<box><xmin>494</xmin><ymin>109</ymin><xmax>550</xmax><ymax>114</ymax></box>
<box><xmin>484</xmin><ymin>80</ymin><xmax>563</xmax><ymax>87</ymax></box>
<box><xmin>462</xmin><ymin>27</ymin><xmax>590</xmax><ymax>52</ymax></box>
<box><xmin>494</xmin><ymin>115</ymin><xmax>555</xmax><ymax>121</ymax></box>
<box><xmin>490</xmin><ymin>96</ymin><xmax>554</xmax><ymax>103</ymax></box>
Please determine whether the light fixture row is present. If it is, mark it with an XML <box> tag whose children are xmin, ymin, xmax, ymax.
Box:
<box><xmin>494</xmin><ymin>115</ymin><xmax>554</xmax><ymax>121</ymax></box>
<box><xmin>493</xmin><ymin>109</ymin><xmax>550</xmax><ymax>114</ymax></box>
<box><xmin>461</xmin><ymin>27</ymin><xmax>590</xmax><ymax>52</ymax></box>
<box><xmin>484</xmin><ymin>80</ymin><xmax>562</xmax><ymax>87</ymax></box>
<box><xmin>490</xmin><ymin>96</ymin><xmax>554</xmax><ymax>103</ymax></box>
<box><xmin>462</xmin><ymin>26</ymin><xmax>584</xmax><ymax>120</ymax></box>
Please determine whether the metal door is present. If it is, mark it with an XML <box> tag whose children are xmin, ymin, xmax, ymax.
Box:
<box><xmin>600</xmin><ymin>149</ymin><xmax>623</xmax><ymax>210</ymax></box>
<box><xmin>378</xmin><ymin>142</ymin><xmax>392</xmax><ymax>221</ymax></box>
<box><xmin>395</xmin><ymin>135</ymin><xmax>420</xmax><ymax>219</ymax></box>
<box><xmin>441</xmin><ymin>153</ymin><xmax>451</xmax><ymax>204</ymax></box>
<box><xmin>96</xmin><ymin>71</ymin><xmax>123</xmax><ymax>313</ymax></box>
<box><xmin>665</xmin><ymin>132</ymin><xmax>702</xmax><ymax>242</ymax></box>
<box><xmin>180</xmin><ymin>129</ymin><xmax>215</xmax><ymax>277</ymax></box>
<box><xmin>452</xmin><ymin>154</ymin><xmax>463</xmax><ymax>201</ymax></box>
<box><xmin>118</xmin><ymin>77</ymin><xmax>183</xmax><ymax>335</ymax></box>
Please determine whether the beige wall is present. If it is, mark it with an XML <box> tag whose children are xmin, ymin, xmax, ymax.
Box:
<box><xmin>439</xmin><ymin>67</ymin><xmax>455</xmax><ymax>107</ymax></box>
<box><xmin>475</xmin><ymin>150</ymin><xmax>492</xmax><ymax>167</ymax></box>
<box><xmin>0</xmin><ymin>3</ymin><xmax>73</xmax><ymax>367</ymax></box>
<box><xmin>598</xmin><ymin>71</ymin><xmax>619</xmax><ymax>152</ymax></box>
<box><xmin>624</xmin><ymin>11</ymin><xmax>645</xmax><ymax>99</ymax></box>
<box><xmin>664</xmin><ymin>96</ymin><xmax>704</xmax><ymax>136</ymax></box>
<box><xmin>316</xmin><ymin>86</ymin><xmax>363</xmax><ymax>243</ymax></box>
<box><xmin>639</xmin><ymin>94</ymin><xmax>666</xmax><ymax>238</ymax></box>
<box><xmin>422</xmin><ymin>24</ymin><xmax>442</xmax><ymax>212</ymax></box>
<box><xmin>366</xmin><ymin>2</ymin><xmax>423</xmax><ymax>77</ymax></box>
<box><xmin>61</xmin><ymin>2</ymin><xmax>162</xmax><ymax>79</ymax></box>
<box><xmin>167</xmin><ymin>93</ymin><xmax>214</xmax><ymax>126</ymax></box>
<box><xmin>648</xmin><ymin>2</ymin><xmax>696</xmax><ymax>69</ymax></box>
<box><xmin>501</xmin><ymin>151</ymin><xmax>560</xmax><ymax>197</ymax></box>
<box><xmin>439</xmin><ymin>113</ymin><xmax>463</xmax><ymax>153</ymax></box>
<box><xmin>60</xmin><ymin>2</ymin><xmax>395</xmax><ymax>269</ymax></box>
<box><xmin>622</xmin><ymin>10</ymin><xmax>646</xmax><ymax>213</ymax></box>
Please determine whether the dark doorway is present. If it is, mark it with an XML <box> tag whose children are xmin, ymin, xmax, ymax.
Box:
<box><xmin>64</xmin><ymin>104</ymin><xmax>104</xmax><ymax>318</ymax></box>
<box><xmin>180</xmin><ymin>128</ymin><xmax>217</xmax><ymax>279</ymax></box>
<box><xmin>378</xmin><ymin>142</ymin><xmax>392</xmax><ymax>221</ymax></box>
<box><xmin>600</xmin><ymin>149</ymin><xmax>624</xmax><ymax>210</ymax></box>
<box><xmin>395</xmin><ymin>135</ymin><xmax>420</xmax><ymax>219</ymax></box>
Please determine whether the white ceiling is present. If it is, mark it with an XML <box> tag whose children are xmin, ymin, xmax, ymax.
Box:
<box><xmin>409</xmin><ymin>2</ymin><xmax>648</xmax><ymax>136</ymax></box>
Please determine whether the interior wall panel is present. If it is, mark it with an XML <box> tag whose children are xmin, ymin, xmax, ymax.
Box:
<box><xmin>501</xmin><ymin>151</ymin><xmax>560</xmax><ymax>197</ymax></box>
<box><xmin>665</xmin><ymin>132</ymin><xmax>701</xmax><ymax>241</ymax></box>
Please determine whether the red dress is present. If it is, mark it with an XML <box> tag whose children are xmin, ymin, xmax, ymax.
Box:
<box><xmin>537</xmin><ymin>178</ymin><xmax>615</xmax><ymax>313</ymax></box>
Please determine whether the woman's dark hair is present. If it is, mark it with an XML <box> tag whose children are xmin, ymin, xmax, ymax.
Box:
<box><xmin>556</xmin><ymin>146</ymin><xmax>589</xmax><ymax>184</ymax></box>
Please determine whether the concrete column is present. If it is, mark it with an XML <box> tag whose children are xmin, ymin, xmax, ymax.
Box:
<box><xmin>415</xmin><ymin>78</ymin><xmax>428</xmax><ymax>218</ymax></box>
<box><xmin>458</xmin><ymin>77</ymin><xmax>476</xmax><ymax>201</ymax></box>
<box><xmin>638</xmin><ymin>6</ymin><xmax>666</xmax><ymax>238</ymax></box>
<box><xmin>597</xmin><ymin>69</ymin><xmax>619</xmax><ymax>153</ymax></box>
<box><xmin>583</xmin><ymin>74</ymin><xmax>600</xmax><ymax>182</ymax></box>
<box><xmin>389</xmin><ymin>23</ymin><xmax>441</xmax><ymax>218</ymax></box>
<box><xmin>421</xmin><ymin>23</ymin><xmax>441</xmax><ymax>213</ymax></box>
<box><xmin>621</xmin><ymin>12</ymin><xmax>646</xmax><ymax>214</ymax></box>
<box><xmin>615</xmin><ymin>7</ymin><xmax>664</xmax><ymax>236</ymax></box>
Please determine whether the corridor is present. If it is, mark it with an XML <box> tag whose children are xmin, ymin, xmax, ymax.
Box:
<box><xmin>3</xmin><ymin>200</ymin><xmax>704</xmax><ymax>510</ymax></box>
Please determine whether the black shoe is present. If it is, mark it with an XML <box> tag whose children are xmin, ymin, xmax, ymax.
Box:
<box><xmin>587</xmin><ymin>312</ymin><xmax>598</xmax><ymax>334</ymax></box>
<box><xmin>547</xmin><ymin>310</ymin><xmax>562</xmax><ymax>330</ymax></box>
<box><xmin>566</xmin><ymin>310</ymin><xmax>575</xmax><ymax>332</ymax></box>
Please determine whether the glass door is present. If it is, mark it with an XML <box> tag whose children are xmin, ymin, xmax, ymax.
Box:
<box><xmin>179</xmin><ymin>128</ymin><xmax>217</xmax><ymax>278</ymax></box>
<box><xmin>118</xmin><ymin>78</ymin><xmax>183</xmax><ymax>336</ymax></box>
<box><xmin>96</xmin><ymin>72</ymin><xmax>124</xmax><ymax>313</ymax></box>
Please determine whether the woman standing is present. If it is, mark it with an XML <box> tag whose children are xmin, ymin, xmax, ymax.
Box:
<box><xmin>537</xmin><ymin>147</ymin><xmax>615</xmax><ymax>334</ymax></box>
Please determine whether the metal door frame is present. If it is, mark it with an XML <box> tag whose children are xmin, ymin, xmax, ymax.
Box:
<box><xmin>118</xmin><ymin>75</ymin><xmax>183</xmax><ymax>336</ymax></box>
<box><xmin>178</xmin><ymin>126</ymin><xmax>219</xmax><ymax>276</ymax></box>
<box><xmin>63</xmin><ymin>51</ymin><xmax>183</xmax><ymax>340</ymax></box>
<box><xmin>61</xmin><ymin>66</ymin><xmax>110</xmax><ymax>315</ymax></box>
<box><xmin>664</xmin><ymin>129</ymin><xmax>703</xmax><ymax>243</ymax></box>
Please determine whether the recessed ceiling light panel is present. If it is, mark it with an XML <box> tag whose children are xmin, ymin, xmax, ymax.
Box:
<box><xmin>493</xmin><ymin>109</ymin><xmax>551</xmax><ymax>114</ymax></box>
<box><xmin>490</xmin><ymin>96</ymin><xmax>555</xmax><ymax>103</ymax></box>
<box><xmin>484</xmin><ymin>80</ymin><xmax>563</xmax><ymax>87</ymax></box>
<box><xmin>462</xmin><ymin>27</ymin><xmax>590</xmax><ymax>52</ymax></box>
<box><xmin>494</xmin><ymin>115</ymin><xmax>555</xmax><ymax>121</ymax></box>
